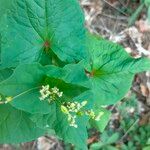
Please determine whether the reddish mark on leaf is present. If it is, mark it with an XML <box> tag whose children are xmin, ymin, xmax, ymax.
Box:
<box><xmin>44</xmin><ymin>41</ymin><xmax>50</xmax><ymax>49</ymax></box>
<box><xmin>44</xmin><ymin>41</ymin><xmax>51</xmax><ymax>53</ymax></box>
<box><xmin>85</xmin><ymin>69</ymin><xmax>95</xmax><ymax>77</ymax></box>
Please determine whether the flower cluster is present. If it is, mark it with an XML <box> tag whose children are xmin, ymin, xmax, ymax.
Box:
<box><xmin>86</xmin><ymin>110</ymin><xmax>104</xmax><ymax>121</ymax></box>
<box><xmin>39</xmin><ymin>85</ymin><xmax>104</xmax><ymax>128</ymax></box>
<box><xmin>61</xmin><ymin>101</ymin><xmax>87</xmax><ymax>128</ymax></box>
<box><xmin>0</xmin><ymin>95</ymin><xmax>13</xmax><ymax>104</ymax></box>
<box><xmin>61</xmin><ymin>101</ymin><xmax>104</xmax><ymax>128</ymax></box>
<box><xmin>39</xmin><ymin>85</ymin><xmax>63</xmax><ymax>103</ymax></box>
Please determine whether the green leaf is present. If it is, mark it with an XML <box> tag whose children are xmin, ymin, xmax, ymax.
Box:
<box><xmin>62</xmin><ymin>62</ymin><xmax>91</xmax><ymax>87</ymax></box>
<box><xmin>106</xmin><ymin>133</ymin><xmax>119</xmax><ymax>144</ymax></box>
<box><xmin>1</xmin><ymin>0</ymin><xmax>87</xmax><ymax>68</ymax></box>
<box><xmin>0</xmin><ymin>63</ymin><xmax>88</xmax><ymax>114</ymax></box>
<box><xmin>143</xmin><ymin>146</ymin><xmax>150</xmax><ymax>150</ymax></box>
<box><xmin>0</xmin><ymin>104</ymin><xmax>44</xmax><ymax>144</ymax></box>
<box><xmin>46</xmin><ymin>62</ymin><xmax>91</xmax><ymax>89</ymax></box>
<box><xmin>105</xmin><ymin>146</ymin><xmax>119</xmax><ymax>150</ymax></box>
<box><xmin>145</xmin><ymin>0</ymin><xmax>150</xmax><ymax>7</ymax></box>
<box><xmin>0</xmin><ymin>68</ymin><xmax>13</xmax><ymax>82</ymax></box>
<box><xmin>0</xmin><ymin>0</ymin><xmax>12</xmax><ymax>13</ymax></box>
<box><xmin>146</xmin><ymin>138</ymin><xmax>150</xmax><ymax>145</ymax></box>
<box><xmin>128</xmin><ymin>3</ymin><xmax>144</xmax><ymax>26</ymax></box>
<box><xmin>0</xmin><ymin>0</ymin><xmax>13</xmax><ymax>21</ymax></box>
<box><xmin>90</xmin><ymin>107</ymin><xmax>111</xmax><ymax>132</ymax></box>
<box><xmin>90</xmin><ymin>142</ymin><xmax>104</xmax><ymax>150</ymax></box>
<box><xmin>30</xmin><ymin>103</ymin><xmax>56</xmax><ymax>129</ymax></box>
<box><xmin>83</xmin><ymin>34</ymin><xmax>150</xmax><ymax>105</ymax></box>
<box><xmin>0</xmin><ymin>1</ymin><xmax>13</xmax><ymax>36</ymax></box>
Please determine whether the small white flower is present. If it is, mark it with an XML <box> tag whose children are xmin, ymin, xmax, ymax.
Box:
<box><xmin>81</xmin><ymin>101</ymin><xmax>87</xmax><ymax>107</ymax></box>
<box><xmin>4</xmin><ymin>96</ymin><xmax>13</xmax><ymax>104</ymax></box>
<box><xmin>39</xmin><ymin>97</ymin><xmax>45</xmax><ymax>101</ymax></box>
<box><xmin>45</xmin><ymin>125</ymin><xmax>49</xmax><ymax>128</ymax></box>
<box><xmin>39</xmin><ymin>85</ymin><xmax>51</xmax><ymax>101</ymax></box>
<box><xmin>68</xmin><ymin>114</ymin><xmax>78</xmax><ymax>128</ymax></box>
<box><xmin>71</xmin><ymin>124</ymin><xmax>78</xmax><ymax>128</ymax></box>
<box><xmin>41</xmin><ymin>85</ymin><xmax>49</xmax><ymax>91</ymax></box>
<box><xmin>95</xmin><ymin>112</ymin><xmax>104</xmax><ymax>121</ymax></box>
<box><xmin>48</xmin><ymin>95</ymin><xmax>54</xmax><ymax>102</ymax></box>
<box><xmin>86</xmin><ymin>109</ymin><xmax>96</xmax><ymax>119</ymax></box>
<box><xmin>45</xmin><ymin>91</ymin><xmax>51</xmax><ymax>97</ymax></box>
<box><xmin>52</xmin><ymin>87</ymin><xmax>59</xmax><ymax>93</ymax></box>
<box><xmin>57</xmin><ymin>92</ymin><xmax>63</xmax><ymax>97</ymax></box>
<box><xmin>40</xmin><ymin>85</ymin><xmax>49</xmax><ymax>94</ymax></box>
<box><xmin>70</xmin><ymin>103</ymin><xmax>76</xmax><ymax>108</ymax></box>
<box><xmin>77</xmin><ymin>103</ymin><xmax>81</xmax><ymax>110</ymax></box>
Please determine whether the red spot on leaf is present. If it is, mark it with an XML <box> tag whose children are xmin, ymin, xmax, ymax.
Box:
<box><xmin>44</xmin><ymin>41</ymin><xmax>50</xmax><ymax>49</ymax></box>
<box><xmin>85</xmin><ymin>69</ymin><xmax>95</xmax><ymax>77</ymax></box>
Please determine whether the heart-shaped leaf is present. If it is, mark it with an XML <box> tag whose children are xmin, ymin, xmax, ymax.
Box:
<box><xmin>0</xmin><ymin>0</ymin><xmax>87</xmax><ymax>68</ymax></box>
<box><xmin>84</xmin><ymin>34</ymin><xmax>150</xmax><ymax>105</ymax></box>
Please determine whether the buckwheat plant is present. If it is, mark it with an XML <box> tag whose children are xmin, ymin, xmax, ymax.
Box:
<box><xmin>0</xmin><ymin>0</ymin><xmax>149</xmax><ymax>149</ymax></box>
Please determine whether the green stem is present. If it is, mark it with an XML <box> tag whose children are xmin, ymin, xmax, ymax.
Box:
<box><xmin>12</xmin><ymin>86</ymin><xmax>40</xmax><ymax>100</ymax></box>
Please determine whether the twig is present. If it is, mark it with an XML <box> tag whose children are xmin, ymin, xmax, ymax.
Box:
<box><xmin>102</xmin><ymin>0</ymin><xmax>128</xmax><ymax>16</ymax></box>
<box><xmin>100</xmin><ymin>13</ymin><xmax>128</xmax><ymax>20</ymax></box>
<box><xmin>118</xmin><ymin>0</ymin><xmax>129</xmax><ymax>9</ymax></box>
<box><xmin>135</xmin><ymin>43</ymin><xmax>150</xmax><ymax>56</ymax></box>
<box><xmin>120</xmin><ymin>119</ymin><xmax>139</xmax><ymax>141</ymax></box>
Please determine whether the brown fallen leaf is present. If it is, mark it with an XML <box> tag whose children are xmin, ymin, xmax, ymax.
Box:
<box><xmin>140</xmin><ymin>84</ymin><xmax>149</xmax><ymax>97</ymax></box>
<box><xmin>136</xmin><ymin>20</ymin><xmax>150</xmax><ymax>33</ymax></box>
<box><xmin>87</xmin><ymin>135</ymin><xmax>99</xmax><ymax>145</ymax></box>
